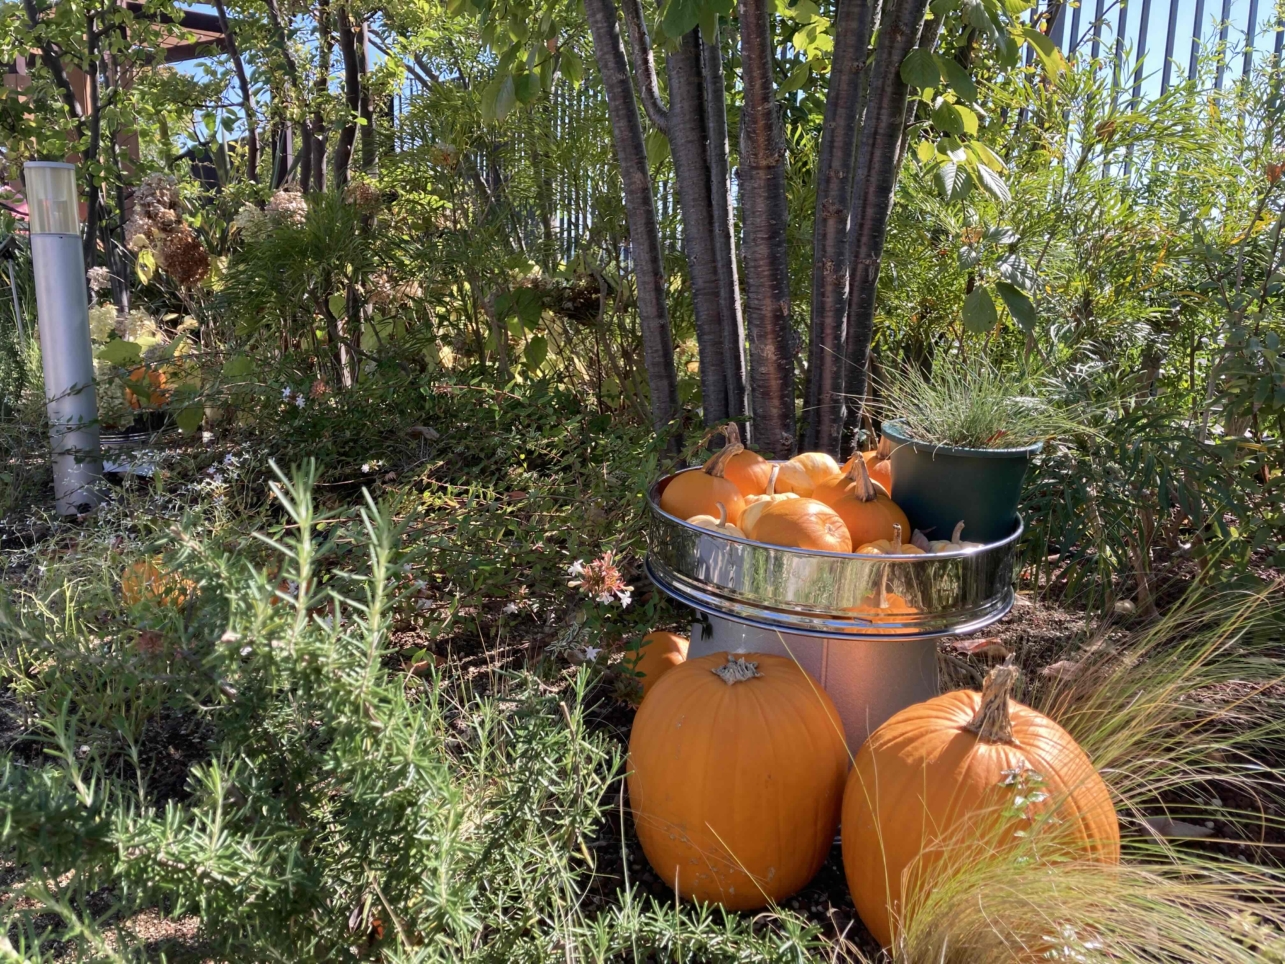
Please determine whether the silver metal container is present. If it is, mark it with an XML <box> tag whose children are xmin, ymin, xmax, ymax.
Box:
<box><xmin>646</xmin><ymin>467</ymin><xmax>1019</xmax><ymax>748</ymax></box>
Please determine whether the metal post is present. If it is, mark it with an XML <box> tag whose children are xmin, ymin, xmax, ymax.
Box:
<box><xmin>1243</xmin><ymin>0</ymin><xmax>1260</xmax><ymax>80</ymax></box>
<box><xmin>25</xmin><ymin>161</ymin><xmax>103</xmax><ymax>515</ymax></box>
<box><xmin>1215</xmin><ymin>0</ymin><xmax>1232</xmax><ymax>88</ymax></box>
<box><xmin>6</xmin><ymin>261</ymin><xmax>20</xmax><ymax>342</ymax></box>
<box><xmin>1162</xmin><ymin>0</ymin><xmax>1181</xmax><ymax>92</ymax></box>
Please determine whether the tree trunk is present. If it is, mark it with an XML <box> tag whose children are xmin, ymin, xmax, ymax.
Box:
<box><xmin>214</xmin><ymin>0</ymin><xmax>258</xmax><ymax>183</ymax></box>
<box><xmin>334</xmin><ymin>7</ymin><xmax>360</xmax><ymax>187</ymax></box>
<box><xmin>356</xmin><ymin>20</ymin><xmax>376</xmax><ymax>172</ymax></box>
<box><xmin>667</xmin><ymin>31</ymin><xmax>728</xmax><ymax>426</ymax></box>
<box><xmin>803</xmin><ymin>0</ymin><xmax>877</xmax><ymax>453</ymax></box>
<box><xmin>738</xmin><ymin>0</ymin><xmax>795</xmax><ymax>457</ymax></box>
<box><xmin>841</xmin><ymin>0</ymin><xmax>932</xmax><ymax>455</ymax></box>
<box><xmin>702</xmin><ymin>25</ymin><xmax>748</xmax><ymax>429</ymax></box>
<box><xmin>313</xmin><ymin>0</ymin><xmax>332</xmax><ymax>192</ymax></box>
<box><xmin>583</xmin><ymin>0</ymin><xmax>681</xmax><ymax>439</ymax></box>
<box><xmin>620</xmin><ymin>0</ymin><xmax>668</xmax><ymax>133</ymax></box>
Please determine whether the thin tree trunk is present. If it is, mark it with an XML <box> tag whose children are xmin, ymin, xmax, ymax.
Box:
<box><xmin>702</xmin><ymin>25</ymin><xmax>748</xmax><ymax>429</ymax></box>
<box><xmin>356</xmin><ymin>19</ymin><xmax>376</xmax><ymax>171</ymax></box>
<box><xmin>83</xmin><ymin>12</ymin><xmax>102</xmax><ymax>271</ymax></box>
<box><xmin>803</xmin><ymin>0</ymin><xmax>877</xmax><ymax>452</ymax></box>
<box><xmin>583</xmin><ymin>0</ymin><xmax>681</xmax><ymax>439</ymax></box>
<box><xmin>738</xmin><ymin>0</ymin><xmax>795</xmax><ymax>457</ymax></box>
<box><xmin>532</xmin><ymin>101</ymin><xmax>557</xmax><ymax>270</ymax></box>
<box><xmin>620</xmin><ymin>0</ymin><xmax>669</xmax><ymax>133</ymax></box>
<box><xmin>334</xmin><ymin>7</ymin><xmax>360</xmax><ymax>187</ymax></box>
<box><xmin>841</xmin><ymin>0</ymin><xmax>933</xmax><ymax>455</ymax></box>
<box><xmin>313</xmin><ymin>0</ymin><xmax>331</xmax><ymax>191</ymax></box>
<box><xmin>214</xmin><ymin>0</ymin><xmax>258</xmax><ymax>182</ymax></box>
<box><xmin>668</xmin><ymin>31</ymin><xmax>728</xmax><ymax>426</ymax></box>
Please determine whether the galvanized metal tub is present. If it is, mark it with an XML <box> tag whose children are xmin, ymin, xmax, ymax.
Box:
<box><xmin>645</xmin><ymin>467</ymin><xmax>1020</xmax><ymax>748</ymax></box>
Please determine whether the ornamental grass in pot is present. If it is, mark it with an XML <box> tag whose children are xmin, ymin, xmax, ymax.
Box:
<box><xmin>878</xmin><ymin>359</ymin><xmax>1083</xmax><ymax>544</ymax></box>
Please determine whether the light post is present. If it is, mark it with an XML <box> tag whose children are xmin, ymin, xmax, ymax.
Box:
<box><xmin>25</xmin><ymin>161</ymin><xmax>103</xmax><ymax>515</ymax></box>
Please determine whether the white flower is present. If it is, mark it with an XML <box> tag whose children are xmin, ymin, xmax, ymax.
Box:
<box><xmin>502</xmin><ymin>602</ymin><xmax>519</xmax><ymax>615</ymax></box>
<box><xmin>566</xmin><ymin>560</ymin><xmax>585</xmax><ymax>578</ymax></box>
<box><xmin>294</xmin><ymin>395</ymin><xmax>307</xmax><ymax>408</ymax></box>
<box><xmin>581</xmin><ymin>645</ymin><xmax>601</xmax><ymax>661</ymax></box>
<box><xmin>616</xmin><ymin>588</ymin><xmax>633</xmax><ymax>608</ymax></box>
<box><xmin>362</xmin><ymin>463</ymin><xmax>371</xmax><ymax>473</ymax></box>
<box><xmin>86</xmin><ymin>266</ymin><xmax>112</xmax><ymax>291</ymax></box>
<box><xmin>206</xmin><ymin>466</ymin><xmax>218</xmax><ymax>476</ymax></box>
<box><xmin>223</xmin><ymin>453</ymin><xmax>235</xmax><ymax>465</ymax></box>
<box><xmin>282</xmin><ymin>387</ymin><xmax>293</xmax><ymax>400</ymax></box>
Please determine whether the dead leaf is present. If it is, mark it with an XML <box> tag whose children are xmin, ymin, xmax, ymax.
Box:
<box><xmin>408</xmin><ymin>425</ymin><xmax>440</xmax><ymax>440</ymax></box>
<box><xmin>1041</xmin><ymin>660</ymin><xmax>1082</xmax><ymax>681</ymax></box>
<box><xmin>1141</xmin><ymin>815</ymin><xmax>1215</xmax><ymax>839</ymax></box>
<box><xmin>409</xmin><ymin>654</ymin><xmax>447</xmax><ymax>676</ymax></box>
<box><xmin>136</xmin><ymin>630</ymin><xmax>165</xmax><ymax>655</ymax></box>
<box><xmin>950</xmin><ymin>637</ymin><xmax>1012</xmax><ymax>659</ymax></box>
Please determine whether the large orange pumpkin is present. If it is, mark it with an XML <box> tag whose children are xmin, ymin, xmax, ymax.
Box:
<box><xmin>789</xmin><ymin>451</ymin><xmax>841</xmax><ymax>487</ymax></box>
<box><xmin>841</xmin><ymin>448</ymin><xmax>893</xmax><ymax>494</ymax></box>
<box><xmin>752</xmin><ymin>498</ymin><xmax>853</xmax><ymax>553</ymax></box>
<box><xmin>628</xmin><ymin>631</ymin><xmax>689</xmax><ymax>698</ymax></box>
<box><xmin>629</xmin><ymin>652</ymin><xmax>849</xmax><ymax>909</ymax></box>
<box><xmin>770</xmin><ymin>460</ymin><xmax>816</xmax><ymax>497</ymax></box>
<box><xmin>812</xmin><ymin>458</ymin><xmax>899</xmax><ymax>548</ymax></box>
<box><xmin>661</xmin><ymin>437</ymin><xmax>747</xmax><ymax>525</ymax></box>
<box><xmin>842</xmin><ymin>664</ymin><xmax>1120</xmax><ymax>947</ymax></box>
<box><xmin>713</xmin><ymin>424</ymin><xmax>773</xmax><ymax>496</ymax></box>
<box><xmin>738</xmin><ymin>465</ymin><xmax>799</xmax><ymax>538</ymax></box>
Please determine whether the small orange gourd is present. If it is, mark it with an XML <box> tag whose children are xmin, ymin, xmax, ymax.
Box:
<box><xmin>811</xmin><ymin>458</ymin><xmax>899</xmax><ymax>548</ymax></box>
<box><xmin>712</xmin><ymin>424</ymin><xmax>774</xmax><ymax>496</ymax></box>
<box><xmin>628</xmin><ymin>631</ymin><xmax>690</xmax><ymax>698</ymax></box>
<box><xmin>661</xmin><ymin>436</ymin><xmax>747</xmax><ymax>525</ymax></box>
<box><xmin>789</xmin><ymin>451</ymin><xmax>841</xmax><ymax>487</ymax></box>
<box><xmin>927</xmin><ymin>521</ymin><xmax>984</xmax><ymax>553</ymax></box>
<box><xmin>752</xmin><ymin>498</ymin><xmax>853</xmax><ymax>553</ymax></box>
<box><xmin>842</xmin><ymin>663</ymin><xmax>1120</xmax><ymax>947</ymax></box>
<box><xmin>629</xmin><ymin>652</ymin><xmax>849</xmax><ymax>909</ymax></box>
<box><xmin>739</xmin><ymin>465</ymin><xmax>799</xmax><ymax>538</ymax></box>
<box><xmin>124</xmin><ymin>366</ymin><xmax>171</xmax><ymax>409</ymax></box>
<box><xmin>121</xmin><ymin>559</ymin><xmax>191</xmax><ymax>608</ymax></box>
<box><xmin>856</xmin><ymin>523</ymin><xmax>924</xmax><ymax>555</ymax></box>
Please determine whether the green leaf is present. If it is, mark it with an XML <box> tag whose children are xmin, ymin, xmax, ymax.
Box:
<box><xmin>513</xmin><ymin>287</ymin><xmax>543</xmax><ymax>326</ymax></box>
<box><xmin>328</xmin><ymin>293</ymin><xmax>346</xmax><ymax>317</ymax></box>
<box><xmin>998</xmin><ymin>252</ymin><xmax>1037</xmax><ymax>290</ymax></box>
<box><xmin>974</xmin><ymin>162</ymin><xmax>1011</xmax><ymax>202</ymax></box>
<box><xmin>175</xmin><ymin>404</ymin><xmax>204</xmax><ymax>435</ymax></box>
<box><xmin>524</xmin><ymin>334</ymin><xmax>548</xmax><ymax>371</ymax></box>
<box><xmin>968</xmin><ymin>140</ymin><xmax>1008</xmax><ymax>172</ymax></box>
<box><xmin>931</xmin><ymin>100</ymin><xmax>965</xmax><ymax>136</ymax></box>
<box><xmin>513</xmin><ymin>71</ymin><xmax>539</xmax><ymax>103</ymax></box>
<box><xmin>135</xmin><ymin>247</ymin><xmax>155</xmax><ymax>285</ymax></box>
<box><xmin>916</xmin><ymin>138</ymin><xmax>937</xmax><ymax>164</ymax></box>
<box><xmin>222</xmin><ymin>354</ymin><xmax>254</xmax><ymax>379</ymax></box>
<box><xmin>954</xmin><ymin>103</ymin><xmax>979</xmax><ymax>135</ymax></box>
<box><xmin>789</xmin><ymin>0</ymin><xmax>820</xmax><ymax>20</ymax></box>
<box><xmin>560</xmin><ymin>49</ymin><xmax>583</xmax><ymax>86</ymax></box>
<box><xmin>996</xmin><ymin>281</ymin><xmax>1037</xmax><ymax>331</ymax></box>
<box><xmin>936</xmin><ymin>55</ymin><xmax>978</xmax><ymax>101</ymax></box>
<box><xmin>780</xmin><ymin>60</ymin><xmax>811</xmax><ymax>92</ymax></box>
<box><xmin>662</xmin><ymin>0</ymin><xmax>701</xmax><ymax>40</ymax></box>
<box><xmin>900</xmin><ymin>48</ymin><xmax>942</xmax><ymax>89</ymax></box>
<box><xmin>644</xmin><ymin>127</ymin><xmax>671</xmax><ymax>167</ymax></box>
<box><xmin>1022</xmin><ymin>26</ymin><xmax>1066</xmax><ymax>79</ymax></box>
<box><xmin>963</xmin><ymin>285</ymin><xmax>998</xmax><ymax>333</ymax></box>
<box><xmin>96</xmin><ymin>339</ymin><xmax>142</xmax><ymax>367</ymax></box>
<box><xmin>935</xmin><ymin>160</ymin><xmax>971</xmax><ymax>199</ymax></box>
<box><xmin>493</xmin><ymin>73</ymin><xmax>517</xmax><ymax>121</ymax></box>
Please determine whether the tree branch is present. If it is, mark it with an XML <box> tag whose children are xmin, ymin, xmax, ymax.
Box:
<box><xmin>620</xmin><ymin>0</ymin><xmax>669</xmax><ymax>133</ymax></box>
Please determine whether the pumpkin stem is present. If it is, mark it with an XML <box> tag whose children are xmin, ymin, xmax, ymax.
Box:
<box><xmin>911</xmin><ymin>529</ymin><xmax>932</xmax><ymax>552</ymax></box>
<box><xmin>842</xmin><ymin>453</ymin><xmax>880</xmax><ymax>503</ymax></box>
<box><xmin>952</xmin><ymin>521</ymin><xmax>966</xmax><ymax>543</ymax></box>
<box><xmin>704</xmin><ymin>433</ymin><xmax>745</xmax><ymax>478</ymax></box>
<box><xmin>876</xmin><ymin>434</ymin><xmax>892</xmax><ymax>460</ymax></box>
<box><xmin>712</xmin><ymin>654</ymin><xmax>762</xmax><ymax>685</ymax></box>
<box><xmin>965</xmin><ymin>663</ymin><xmax>1018</xmax><ymax>744</ymax></box>
<box><xmin>764</xmin><ymin>464</ymin><xmax>780</xmax><ymax>496</ymax></box>
<box><xmin>715</xmin><ymin>502</ymin><xmax>728</xmax><ymax>528</ymax></box>
<box><xmin>891</xmin><ymin>524</ymin><xmax>903</xmax><ymax>553</ymax></box>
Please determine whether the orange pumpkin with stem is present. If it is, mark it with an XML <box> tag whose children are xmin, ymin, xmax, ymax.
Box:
<box><xmin>856</xmin><ymin>523</ymin><xmax>924</xmax><ymax>556</ymax></box>
<box><xmin>789</xmin><ymin>451</ymin><xmax>841</xmax><ymax>487</ymax></box>
<box><xmin>686</xmin><ymin>502</ymin><xmax>746</xmax><ymax>538</ymax></box>
<box><xmin>739</xmin><ymin>465</ymin><xmax>799</xmax><ymax>538</ymax></box>
<box><xmin>842</xmin><ymin>663</ymin><xmax>1120</xmax><ymax>947</ymax></box>
<box><xmin>661</xmin><ymin>437</ymin><xmax>747</xmax><ymax>525</ymax></box>
<box><xmin>769</xmin><ymin>459</ymin><xmax>816</xmax><ymax>497</ymax></box>
<box><xmin>752</xmin><ymin>498</ymin><xmax>853</xmax><ymax>553</ymax></box>
<box><xmin>628</xmin><ymin>631</ymin><xmax>690</xmax><ymax>698</ymax></box>
<box><xmin>711</xmin><ymin>423</ymin><xmax>774</xmax><ymax>496</ymax></box>
<box><xmin>629</xmin><ymin>652</ymin><xmax>849</xmax><ymax>909</ymax></box>
<box><xmin>812</xmin><ymin>458</ymin><xmax>901</xmax><ymax>548</ymax></box>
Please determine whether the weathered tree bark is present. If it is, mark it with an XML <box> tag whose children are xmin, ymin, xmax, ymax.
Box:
<box><xmin>312</xmin><ymin>0</ymin><xmax>332</xmax><ymax>191</ymax></box>
<box><xmin>803</xmin><ymin>0</ymin><xmax>878</xmax><ymax>452</ymax></box>
<box><xmin>702</xmin><ymin>25</ymin><xmax>748</xmax><ymax>429</ymax></box>
<box><xmin>620</xmin><ymin>0</ymin><xmax>668</xmax><ymax>133</ymax></box>
<box><xmin>841</xmin><ymin>0</ymin><xmax>933</xmax><ymax>455</ymax></box>
<box><xmin>356</xmin><ymin>20</ymin><xmax>377</xmax><ymax>171</ymax></box>
<box><xmin>334</xmin><ymin>6</ymin><xmax>360</xmax><ymax>186</ymax></box>
<box><xmin>738</xmin><ymin>0</ymin><xmax>795</xmax><ymax>457</ymax></box>
<box><xmin>667</xmin><ymin>32</ymin><xmax>729</xmax><ymax>426</ymax></box>
<box><xmin>83</xmin><ymin>13</ymin><xmax>102</xmax><ymax>270</ymax></box>
<box><xmin>214</xmin><ymin>0</ymin><xmax>258</xmax><ymax>182</ymax></box>
<box><xmin>583</xmin><ymin>0</ymin><xmax>681</xmax><ymax>439</ymax></box>
<box><xmin>531</xmin><ymin>101</ymin><xmax>558</xmax><ymax>270</ymax></box>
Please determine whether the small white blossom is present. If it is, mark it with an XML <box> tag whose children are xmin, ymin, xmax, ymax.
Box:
<box><xmin>566</xmin><ymin>560</ymin><xmax>585</xmax><ymax>578</ymax></box>
<box><xmin>502</xmin><ymin>602</ymin><xmax>519</xmax><ymax>615</ymax></box>
<box><xmin>362</xmin><ymin>463</ymin><xmax>372</xmax><ymax>474</ymax></box>
<box><xmin>86</xmin><ymin>266</ymin><xmax>112</xmax><ymax>291</ymax></box>
<box><xmin>282</xmin><ymin>387</ymin><xmax>294</xmax><ymax>401</ymax></box>
<box><xmin>581</xmin><ymin>645</ymin><xmax>601</xmax><ymax>661</ymax></box>
<box><xmin>223</xmin><ymin>453</ymin><xmax>235</xmax><ymax>465</ymax></box>
<box><xmin>294</xmin><ymin>395</ymin><xmax>307</xmax><ymax>408</ymax></box>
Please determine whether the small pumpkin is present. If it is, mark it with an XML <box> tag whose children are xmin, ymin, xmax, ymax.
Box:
<box><xmin>124</xmin><ymin>366</ymin><xmax>171</xmax><ymax>409</ymax></box>
<box><xmin>661</xmin><ymin>436</ymin><xmax>747</xmax><ymax>525</ymax></box>
<box><xmin>628</xmin><ymin>631</ymin><xmax>690</xmax><ymax>698</ymax></box>
<box><xmin>811</xmin><ymin>457</ymin><xmax>899</xmax><ymax>548</ymax></box>
<box><xmin>752</xmin><ymin>498</ymin><xmax>853</xmax><ymax>553</ymax></box>
<box><xmin>927</xmin><ymin>521</ymin><xmax>984</xmax><ymax>553</ymax></box>
<box><xmin>770</xmin><ymin>459</ymin><xmax>816</xmax><ymax>497</ymax></box>
<box><xmin>712</xmin><ymin>423</ymin><xmax>774</xmax><ymax>496</ymax></box>
<box><xmin>842</xmin><ymin>663</ymin><xmax>1120</xmax><ymax>947</ymax></box>
<box><xmin>739</xmin><ymin>465</ymin><xmax>799</xmax><ymax>538</ymax></box>
<box><xmin>629</xmin><ymin>652</ymin><xmax>849</xmax><ymax>909</ymax></box>
<box><xmin>789</xmin><ymin>451</ymin><xmax>841</xmax><ymax>487</ymax></box>
<box><xmin>856</xmin><ymin>523</ymin><xmax>924</xmax><ymax>556</ymax></box>
<box><xmin>687</xmin><ymin>502</ymin><xmax>746</xmax><ymax>538</ymax></box>
<box><xmin>121</xmin><ymin>559</ymin><xmax>192</xmax><ymax>608</ymax></box>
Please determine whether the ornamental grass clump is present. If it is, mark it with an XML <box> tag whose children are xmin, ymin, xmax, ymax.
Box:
<box><xmin>879</xmin><ymin>357</ymin><xmax>1088</xmax><ymax>449</ymax></box>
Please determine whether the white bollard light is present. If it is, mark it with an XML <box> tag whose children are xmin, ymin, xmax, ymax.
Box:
<box><xmin>26</xmin><ymin>161</ymin><xmax>103</xmax><ymax>515</ymax></box>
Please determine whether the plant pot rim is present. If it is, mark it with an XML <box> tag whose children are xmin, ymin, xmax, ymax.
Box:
<box><xmin>881</xmin><ymin>418</ymin><xmax>1045</xmax><ymax>458</ymax></box>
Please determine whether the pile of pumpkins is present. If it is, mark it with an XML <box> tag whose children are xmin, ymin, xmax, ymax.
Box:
<box><xmin>659</xmin><ymin>425</ymin><xmax>980</xmax><ymax>555</ymax></box>
<box><xmin>626</xmin><ymin>633</ymin><xmax>1120</xmax><ymax>947</ymax></box>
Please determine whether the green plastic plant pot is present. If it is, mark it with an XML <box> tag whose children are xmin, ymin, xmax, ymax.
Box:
<box><xmin>881</xmin><ymin>419</ymin><xmax>1042</xmax><ymax>544</ymax></box>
